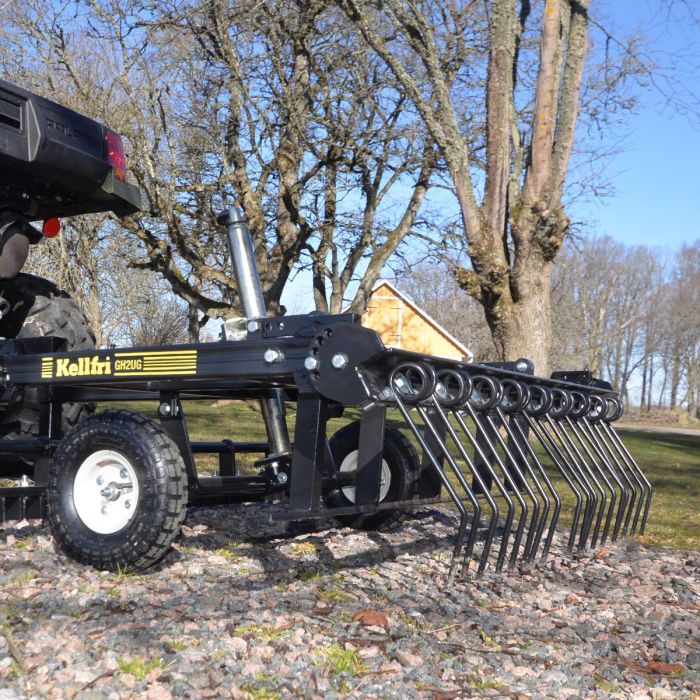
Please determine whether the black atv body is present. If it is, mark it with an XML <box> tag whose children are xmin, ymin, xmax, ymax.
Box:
<box><xmin>0</xmin><ymin>78</ymin><xmax>140</xmax><ymax>222</ymax></box>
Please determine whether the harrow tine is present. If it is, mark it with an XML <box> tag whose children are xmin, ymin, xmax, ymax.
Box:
<box><xmin>379</xmin><ymin>359</ymin><xmax>650</xmax><ymax>579</ymax></box>
<box><xmin>534</xmin><ymin>411</ymin><xmax>590</xmax><ymax>550</ymax></box>
<box><xmin>508</xmin><ymin>410</ymin><xmax>562</xmax><ymax>561</ymax></box>
<box><xmin>465</xmin><ymin>376</ymin><xmax>532</xmax><ymax>569</ymax></box>
<box><xmin>544</xmin><ymin>405</ymin><xmax>603</xmax><ymax>549</ymax></box>
<box><xmin>494</xmin><ymin>399</ymin><xmax>551</xmax><ymax>562</ymax></box>
<box><xmin>562</xmin><ymin>413</ymin><xmax>615</xmax><ymax>549</ymax></box>
<box><xmin>571</xmin><ymin>396</ymin><xmax>633</xmax><ymax>544</ymax></box>
<box><xmin>453</xmin><ymin>405</ymin><xmax>516</xmax><ymax>572</ymax></box>
<box><xmin>390</xmin><ymin>364</ymin><xmax>479</xmax><ymax>583</ymax></box>
<box><xmin>486</xmin><ymin>408</ymin><xmax>542</xmax><ymax>564</ymax></box>
<box><xmin>598</xmin><ymin>403</ymin><xmax>653</xmax><ymax>535</ymax></box>
<box><xmin>417</xmin><ymin>403</ymin><xmax>484</xmax><ymax>576</ymax></box>
<box><xmin>569</xmin><ymin>415</ymin><xmax>623</xmax><ymax>546</ymax></box>
<box><xmin>430</xmin><ymin>368</ymin><xmax>506</xmax><ymax>574</ymax></box>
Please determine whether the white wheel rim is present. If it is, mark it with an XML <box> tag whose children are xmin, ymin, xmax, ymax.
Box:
<box><xmin>72</xmin><ymin>450</ymin><xmax>140</xmax><ymax>534</ymax></box>
<box><xmin>339</xmin><ymin>450</ymin><xmax>391</xmax><ymax>503</ymax></box>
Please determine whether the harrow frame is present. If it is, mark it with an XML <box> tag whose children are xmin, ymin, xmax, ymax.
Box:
<box><xmin>0</xmin><ymin>210</ymin><xmax>652</xmax><ymax>577</ymax></box>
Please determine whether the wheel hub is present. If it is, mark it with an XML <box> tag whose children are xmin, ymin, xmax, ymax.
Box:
<box><xmin>72</xmin><ymin>450</ymin><xmax>139</xmax><ymax>534</ymax></box>
<box><xmin>338</xmin><ymin>450</ymin><xmax>391</xmax><ymax>503</ymax></box>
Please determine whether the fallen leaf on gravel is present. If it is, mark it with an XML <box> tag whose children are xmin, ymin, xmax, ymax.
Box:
<box><xmin>352</xmin><ymin>609</ymin><xmax>388</xmax><ymax>627</ymax></box>
<box><xmin>595</xmin><ymin>547</ymin><xmax>610</xmax><ymax>559</ymax></box>
<box><xmin>645</xmin><ymin>661</ymin><xmax>686</xmax><ymax>676</ymax></box>
<box><xmin>429</xmin><ymin>689</ymin><xmax>460</xmax><ymax>700</ymax></box>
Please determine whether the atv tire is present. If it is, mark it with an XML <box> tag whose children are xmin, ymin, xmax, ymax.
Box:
<box><xmin>0</xmin><ymin>273</ymin><xmax>95</xmax><ymax>440</ymax></box>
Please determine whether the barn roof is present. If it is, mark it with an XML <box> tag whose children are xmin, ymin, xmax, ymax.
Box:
<box><xmin>367</xmin><ymin>279</ymin><xmax>473</xmax><ymax>361</ymax></box>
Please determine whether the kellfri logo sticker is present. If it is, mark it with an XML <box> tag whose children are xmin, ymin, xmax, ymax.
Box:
<box><xmin>40</xmin><ymin>350</ymin><xmax>197</xmax><ymax>379</ymax></box>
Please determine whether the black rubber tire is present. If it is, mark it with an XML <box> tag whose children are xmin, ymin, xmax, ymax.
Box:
<box><xmin>47</xmin><ymin>409</ymin><xmax>188</xmax><ymax>572</ymax></box>
<box><xmin>0</xmin><ymin>273</ymin><xmax>95</xmax><ymax>439</ymax></box>
<box><xmin>325</xmin><ymin>421</ymin><xmax>420</xmax><ymax>531</ymax></box>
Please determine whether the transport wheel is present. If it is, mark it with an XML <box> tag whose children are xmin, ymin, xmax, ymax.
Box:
<box><xmin>0</xmin><ymin>273</ymin><xmax>95</xmax><ymax>440</ymax></box>
<box><xmin>47</xmin><ymin>409</ymin><xmax>188</xmax><ymax>571</ymax></box>
<box><xmin>325</xmin><ymin>421</ymin><xmax>420</xmax><ymax>531</ymax></box>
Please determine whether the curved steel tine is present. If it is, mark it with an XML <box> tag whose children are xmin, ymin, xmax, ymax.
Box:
<box><xmin>490</xmin><ymin>407</ymin><xmax>542</xmax><ymax>564</ymax></box>
<box><xmin>562</xmin><ymin>415</ymin><xmax>614</xmax><ymax>549</ymax></box>
<box><xmin>576</xmin><ymin>417</ymin><xmax>630</xmax><ymax>543</ymax></box>
<box><xmin>545</xmin><ymin>415</ymin><xmax>601</xmax><ymax>549</ymax></box>
<box><xmin>509</xmin><ymin>415</ymin><xmax>561</xmax><ymax>560</ymax></box>
<box><xmin>535</xmin><ymin>414</ymin><xmax>592</xmax><ymax>551</ymax></box>
<box><xmin>599</xmin><ymin>421</ymin><xmax>653</xmax><ymax>535</ymax></box>
<box><xmin>474</xmin><ymin>412</ymin><xmax>530</xmax><ymax>569</ymax></box>
<box><xmin>496</xmin><ymin>409</ymin><xmax>551</xmax><ymax>561</ymax></box>
<box><xmin>591</xmin><ymin>421</ymin><xmax>639</xmax><ymax>537</ymax></box>
<box><xmin>416</xmin><ymin>402</ymin><xmax>483</xmax><ymax>577</ymax></box>
<box><xmin>459</xmin><ymin>404</ymin><xmax>516</xmax><ymax>572</ymax></box>
<box><xmin>391</xmin><ymin>393</ymin><xmax>471</xmax><ymax>584</ymax></box>
<box><xmin>429</xmin><ymin>401</ymin><xmax>500</xmax><ymax>575</ymax></box>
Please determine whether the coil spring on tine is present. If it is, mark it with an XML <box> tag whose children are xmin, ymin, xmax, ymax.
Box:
<box><xmin>435</xmin><ymin>368</ymin><xmax>472</xmax><ymax>408</ymax></box>
<box><xmin>525</xmin><ymin>384</ymin><xmax>553</xmax><ymax>417</ymax></box>
<box><xmin>469</xmin><ymin>375</ymin><xmax>503</xmax><ymax>412</ymax></box>
<box><xmin>569</xmin><ymin>391</ymin><xmax>590</xmax><ymax>420</ymax></box>
<box><xmin>389</xmin><ymin>362</ymin><xmax>436</xmax><ymax>404</ymax></box>
<box><xmin>498</xmin><ymin>379</ymin><xmax>530</xmax><ymax>414</ymax></box>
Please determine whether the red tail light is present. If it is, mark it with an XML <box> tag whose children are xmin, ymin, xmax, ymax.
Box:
<box><xmin>105</xmin><ymin>130</ymin><xmax>127</xmax><ymax>183</ymax></box>
<box><xmin>42</xmin><ymin>218</ymin><xmax>61</xmax><ymax>238</ymax></box>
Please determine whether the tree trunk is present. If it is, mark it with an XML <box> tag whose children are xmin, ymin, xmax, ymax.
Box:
<box><xmin>483</xmin><ymin>259</ymin><xmax>553</xmax><ymax>373</ymax></box>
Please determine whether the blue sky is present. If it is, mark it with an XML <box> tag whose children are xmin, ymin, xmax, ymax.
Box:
<box><xmin>282</xmin><ymin>2</ymin><xmax>699</xmax><ymax>313</ymax></box>
<box><xmin>571</xmin><ymin>0</ymin><xmax>700</xmax><ymax>250</ymax></box>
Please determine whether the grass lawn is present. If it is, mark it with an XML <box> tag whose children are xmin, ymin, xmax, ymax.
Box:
<box><xmin>107</xmin><ymin>399</ymin><xmax>700</xmax><ymax>553</ymax></box>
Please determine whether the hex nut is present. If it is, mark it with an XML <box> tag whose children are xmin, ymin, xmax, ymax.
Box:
<box><xmin>331</xmin><ymin>353</ymin><xmax>349</xmax><ymax>369</ymax></box>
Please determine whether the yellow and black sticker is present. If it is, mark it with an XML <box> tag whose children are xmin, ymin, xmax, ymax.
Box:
<box><xmin>40</xmin><ymin>350</ymin><xmax>198</xmax><ymax>379</ymax></box>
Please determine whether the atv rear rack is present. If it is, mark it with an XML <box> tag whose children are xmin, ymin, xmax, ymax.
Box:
<box><xmin>0</xmin><ymin>209</ymin><xmax>652</xmax><ymax>579</ymax></box>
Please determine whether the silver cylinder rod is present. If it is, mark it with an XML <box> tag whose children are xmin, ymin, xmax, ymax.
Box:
<box><xmin>220</xmin><ymin>206</ymin><xmax>291</xmax><ymax>459</ymax></box>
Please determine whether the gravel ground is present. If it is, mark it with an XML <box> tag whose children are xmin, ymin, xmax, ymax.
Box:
<box><xmin>0</xmin><ymin>505</ymin><xmax>698</xmax><ymax>699</ymax></box>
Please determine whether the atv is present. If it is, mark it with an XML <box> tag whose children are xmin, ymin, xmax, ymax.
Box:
<box><xmin>0</xmin><ymin>78</ymin><xmax>140</xmax><ymax>450</ymax></box>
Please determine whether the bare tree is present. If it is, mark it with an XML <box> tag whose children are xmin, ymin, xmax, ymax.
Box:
<box><xmin>337</xmin><ymin>0</ymin><xmax>644</xmax><ymax>372</ymax></box>
<box><xmin>0</xmin><ymin>0</ymin><xmax>438</xmax><ymax>330</ymax></box>
<box><xmin>550</xmin><ymin>236</ymin><xmax>699</xmax><ymax>415</ymax></box>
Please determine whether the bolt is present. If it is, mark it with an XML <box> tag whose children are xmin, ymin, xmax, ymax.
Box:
<box><xmin>96</xmin><ymin>475</ymin><xmax>105</xmax><ymax>486</ymax></box>
<box><xmin>331</xmin><ymin>353</ymin><xmax>349</xmax><ymax>370</ymax></box>
<box><xmin>158</xmin><ymin>402</ymin><xmax>172</xmax><ymax>417</ymax></box>
<box><xmin>515</xmin><ymin>360</ymin><xmax>530</xmax><ymax>373</ymax></box>
<box><xmin>276</xmin><ymin>472</ymin><xmax>288</xmax><ymax>484</ymax></box>
<box><xmin>125</xmin><ymin>500</ymin><xmax>132</xmax><ymax>510</ymax></box>
<box><xmin>119</xmin><ymin>468</ymin><xmax>128</xmax><ymax>479</ymax></box>
<box><xmin>247</xmin><ymin>319</ymin><xmax>259</xmax><ymax>333</ymax></box>
<box><xmin>263</xmin><ymin>348</ymin><xmax>284</xmax><ymax>364</ymax></box>
<box><xmin>304</xmin><ymin>356</ymin><xmax>319</xmax><ymax>371</ymax></box>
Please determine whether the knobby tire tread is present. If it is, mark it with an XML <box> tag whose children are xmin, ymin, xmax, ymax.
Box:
<box><xmin>0</xmin><ymin>273</ymin><xmax>95</xmax><ymax>439</ymax></box>
<box><xmin>48</xmin><ymin>409</ymin><xmax>188</xmax><ymax>572</ymax></box>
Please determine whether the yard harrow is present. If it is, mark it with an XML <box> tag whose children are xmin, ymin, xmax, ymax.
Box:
<box><xmin>380</xmin><ymin>361</ymin><xmax>653</xmax><ymax>579</ymax></box>
<box><xmin>0</xmin><ymin>206</ymin><xmax>652</xmax><ymax>577</ymax></box>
